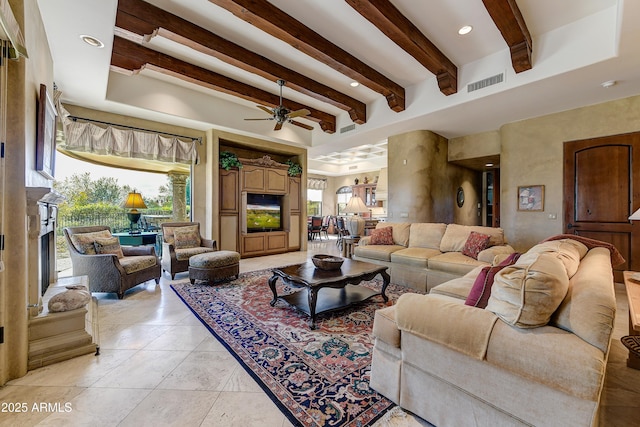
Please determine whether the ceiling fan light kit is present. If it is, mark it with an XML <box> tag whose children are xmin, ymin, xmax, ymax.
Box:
<box><xmin>245</xmin><ymin>79</ymin><xmax>313</xmax><ymax>131</ymax></box>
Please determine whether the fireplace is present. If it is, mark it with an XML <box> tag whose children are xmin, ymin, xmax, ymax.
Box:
<box><xmin>26</xmin><ymin>187</ymin><xmax>65</xmax><ymax>299</ymax></box>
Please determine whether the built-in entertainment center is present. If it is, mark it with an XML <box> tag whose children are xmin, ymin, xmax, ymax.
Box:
<box><xmin>219</xmin><ymin>151</ymin><xmax>302</xmax><ymax>258</ymax></box>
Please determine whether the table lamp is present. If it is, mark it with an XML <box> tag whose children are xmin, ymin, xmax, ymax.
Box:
<box><xmin>122</xmin><ymin>191</ymin><xmax>147</xmax><ymax>234</ymax></box>
<box><xmin>343</xmin><ymin>195</ymin><xmax>368</xmax><ymax>237</ymax></box>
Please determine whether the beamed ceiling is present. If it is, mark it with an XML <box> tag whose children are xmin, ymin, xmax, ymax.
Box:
<box><xmin>39</xmin><ymin>0</ymin><xmax>640</xmax><ymax>175</ymax></box>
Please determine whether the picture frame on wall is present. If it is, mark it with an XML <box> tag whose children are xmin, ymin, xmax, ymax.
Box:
<box><xmin>517</xmin><ymin>185</ymin><xmax>544</xmax><ymax>211</ymax></box>
<box><xmin>36</xmin><ymin>83</ymin><xmax>57</xmax><ymax>179</ymax></box>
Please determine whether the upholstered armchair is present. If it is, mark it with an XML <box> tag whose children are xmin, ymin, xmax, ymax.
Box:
<box><xmin>161</xmin><ymin>222</ymin><xmax>217</xmax><ymax>279</ymax></box>
<box><xmin>64</xmin><ymin>225</ymin><xmax>161</xmax><ymax>299</ymax></box>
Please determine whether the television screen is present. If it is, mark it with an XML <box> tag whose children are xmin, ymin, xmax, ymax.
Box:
<box><xmin>246</xmin><ymin>194</ymin><xmax>282</xmax><ymax>232</ymax></box>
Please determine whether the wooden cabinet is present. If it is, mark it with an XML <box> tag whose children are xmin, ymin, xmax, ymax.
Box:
<box><xmin>220</xmin><ymin>169</ymin><xmax>239</xmax><ymax>213</ymax></box>
<box><xmin>352</xmin><ymin>183</ymin><xmax>382</xmax><ymax>207</ymax></box>
<box><xmin>241</xmin><ymin>231</ymin><xmax>287</xmax><ymax>257</ymax></box>
<box><xmin>241</xmin><ymin>164</ymin><xmax>288</xmax><ymax>194</ymax></box>
<box><xmin>289</xmin><ymin>176</ymin><xmax>301</xmax><ymax>213</ymax></box>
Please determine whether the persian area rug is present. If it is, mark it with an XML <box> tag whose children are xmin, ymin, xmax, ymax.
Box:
<box><xmin>171</xmin><ymin>268</ymin><xmax>416</xmax><ymax>427</ymax></box>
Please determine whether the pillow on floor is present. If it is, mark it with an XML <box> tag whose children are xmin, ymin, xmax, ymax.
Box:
<box><xmin>370</xmin><ymin>226</ymin><xmax>395</xmax><ymax>245</ymax></box>
<box><xmin>465</xmin><ymin>252</ymin><xmax>521</xmax><ymax>308</ymax></box>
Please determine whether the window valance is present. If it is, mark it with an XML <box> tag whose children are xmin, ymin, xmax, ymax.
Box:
<box><xmin>55</xmin><ymin>92</ymin><xmax>199</xmax><ymax>165</ymax></box>
<box><xmin>307</xmin><ymin>178</ymin><xmax>327</xmax><ymax>190</ymax></box>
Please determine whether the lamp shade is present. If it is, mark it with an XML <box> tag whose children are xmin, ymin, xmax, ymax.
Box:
<box><xmin>630</xmin><ymin>208</ymin><xmax>640</xmax><ymax>220</ymax></box>
<box><xmin>343</xmin><ymin>195</ymin><xmax>368</xmax><ymax>214</ymax></box>
<box><xmin>122</xmin><ymin>191</ymin><xmax>147</xmax><ymax>212</ymax></box>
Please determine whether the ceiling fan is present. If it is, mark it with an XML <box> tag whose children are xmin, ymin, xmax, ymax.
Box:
<box><xmin>245</xmin><ymin>79</ymin><xmax>313</xmax><ymax>131</ymax></box>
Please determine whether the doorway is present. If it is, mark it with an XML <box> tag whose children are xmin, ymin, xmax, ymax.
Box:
<box><xmin>563</xmin><ymin>131</ymin><xmax>640</xmax><ymax>281</ymax></box>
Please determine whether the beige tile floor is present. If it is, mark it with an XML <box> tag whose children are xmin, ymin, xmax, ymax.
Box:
<box><xmin>1</xmin><ymin>237</ymin><xmax>639</xmax><ymax>426</ymax></box>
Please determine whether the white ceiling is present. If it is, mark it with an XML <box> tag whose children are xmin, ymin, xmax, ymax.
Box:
<box><xmin>37</xmin><ymin>0</ymin><xmax>640</xmax><ymax>176</ymax></box>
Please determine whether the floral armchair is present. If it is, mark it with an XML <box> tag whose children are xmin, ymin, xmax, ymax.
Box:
<box><xmin>160</xmin><ymin>222</ymin><xmax>217</xmax><ymax>279</ymax></box>
<box><xmin>64</xmin><ymin>225</ymin><xmax>161</xmax><ymax>299</ymax></box>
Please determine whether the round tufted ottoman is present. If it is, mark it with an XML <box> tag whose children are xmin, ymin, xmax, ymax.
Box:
<box><xmin>188</xmin><ymin>250</ymin><xmax>240</xmax><ymax>284</ymax></box>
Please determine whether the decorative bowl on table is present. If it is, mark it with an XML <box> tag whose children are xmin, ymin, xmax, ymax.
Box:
<box><xmin>312</xmin><ymin>254</ymin><xmax>344</xmax><ymax>270</ymax></box>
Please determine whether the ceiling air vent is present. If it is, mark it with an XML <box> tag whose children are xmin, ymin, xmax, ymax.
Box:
<box><xmin>467</xmin><ymin>73</ymin><xmax>504</xmax><ymax>93</ymax></box>
<box><xmin>340</xmin><ymin>124</ymin><xmax>356</xmax><ymax>134</ymax></box>
<box><xmin>348</xmin><ymin>165</ymin><xmax>358</xmax><ymax>170</ymax></box>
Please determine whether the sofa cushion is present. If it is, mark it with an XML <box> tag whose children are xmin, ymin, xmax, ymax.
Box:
<box><xmin>375</xmin><ymin>222</ymin><xmax>410</xmax><ymax>247</ymax></box>
<box><xmin>429</xmin><ymin>269</ymin><xmax>480</xmax><ymax>300</ymax></box>
<box><xmin>372</xmin><ymin>305</ymin><xmax>400</xmax><ymax>348</ymax></box>
<box><xmin>173</xmin><ymin>225</ymin><xmax>201</xmax><ymax>249</ymax></box>
<box><xmin>70</xmin><ymin>230</ymin><xmax>113</xmax><ymax>255</ymax></box>
<box><xmin>175</xmin><ymin>246</ymin><xmax>215</xmax><ymax>261</ymax></box>
<box><xmin>390</xmin><ymin>247</ymin><xmax>443</xmax><ymax>268</ymax></box>
<box><xmin>119</xmin><ymin>255</ymin><xmax>158</xmax><ymax>274</ymax></box>
<box><xmin>523</xmin><ymin>239</ymin><xmax>588</xmax><ymax>278</ymax></box>
<box><xmin>462</xmin><ymin>231</ymin><xmax>491</xmax><ymax>260</ymax></box>
<box><xmin>370</xmin><ymin>226</ymin><xmax>395</xmax><ymax>245</ymax></box>
<box><xmin>550</xmin><ymin>247</ymin><xmax>616</xmax><ymax>353</ymax></box>
<box><xmin>465</xmin><ymin>252</ymin><xmax>521</xmax><ymax>308</ymax></box>
<box><xmin>486</xmin><ymin>252</ymin><xmax>570</xmax><ymax>328</ymax></box>
<box><xmin>93</xmin><ymin>236</ymin><xmax>124</xmax><ymax>259</ymax></box>
<box><xmin>440</xmin><ymin>224</ymin><xmax>505</xmax><ymax>252</ymax></box>
<box><xmin>408</xmin><ymin>223</ymin><xmax>447</xmax><ymax>249</ymax></box>
<box><xmin>427</xmin><ymin>252</ymin><xmax>487</xmax><ymax>276</ymax></box>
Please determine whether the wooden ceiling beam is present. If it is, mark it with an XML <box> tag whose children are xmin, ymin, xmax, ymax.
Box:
<box><xmin>110</xmin><ymin>36</ymin><xmax>336</xmax><ymax>133</ymax></box>
<box><xmin>482</xmin><ymin>0</ymin><xmax>532</xmax><ymax>73</ymax></box>
<box><xmin>345</xmin><ymin>0</ymin><xmax>457</xmax><ymax>95</ymax></box>
<box><xmin>208</xmin><ymin>0</ymin><xmax>405</xmax><ymax>112</ymax></box>
<box><xmin>116</xmin><ymin>0</ymin><xmax>365</xmax><ymax>124</ymax></box>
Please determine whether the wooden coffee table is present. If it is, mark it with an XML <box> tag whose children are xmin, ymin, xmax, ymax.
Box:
<box><xmin>268</xmin><ymin>259</ymin><xmax>390</xmax><ymax>329</ymax></box>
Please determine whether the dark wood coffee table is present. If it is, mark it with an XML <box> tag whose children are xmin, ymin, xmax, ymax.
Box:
<box><xmin>268</xmin><ymin>259</ymin><xmax>390</xmax><ymax>329</ymax></box>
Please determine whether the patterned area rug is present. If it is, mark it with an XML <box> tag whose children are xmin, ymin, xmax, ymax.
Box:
<box><xmin>171</xmin><ymin>268</ymin><xmax>416</xmax><ymax>427</ymax></box>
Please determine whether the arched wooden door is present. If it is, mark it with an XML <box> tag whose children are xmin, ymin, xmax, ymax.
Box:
<box><xmin>563</xmin><ymin>132</ymin><xmax>640</xmax><ymax>281</ymax></box>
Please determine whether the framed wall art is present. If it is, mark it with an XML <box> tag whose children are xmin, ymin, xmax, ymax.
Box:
<box><xmin>517</xmin><ymin>185</ymin><xmax>544</xmax><ymax>211</ymax></box>
<box><xmin>36</xmin><ymin>83</ymin><xmax>57</xmax><ymax>179</ymax></box>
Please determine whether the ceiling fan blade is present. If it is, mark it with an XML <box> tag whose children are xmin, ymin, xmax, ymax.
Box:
<box><xmin>244</xmin><ymin>118</ymin><xmax>272</xmax><ymax>121</ymax></box>
<box><xmin>274</xmin><ymin>121</ymin><xmax>283</xmax><ymax>131</ymax></box>
<box><xmin>256</xmin><ymin>105</ymin><xmax>273</xmax><ymax>115</ymax></box>
<box><xmin>290</xmin><ymin>120</ymin><xmax>314</xmax><ymax>130</ymax></box>
<box><xmin>288</xmin><ymin>108</ymin><xmax>310</xmax><ymax>119</ymax></box>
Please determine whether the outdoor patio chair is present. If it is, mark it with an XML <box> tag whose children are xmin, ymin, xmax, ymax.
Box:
<box><xmin>161</xmin><ymin>222</ymin><xmax>217</xmax><ymax>279</ymax></box>
<box><xmin>64</xmin><ymin>225</ymin><xmax>161</xmax><ymax>299</ymax></box>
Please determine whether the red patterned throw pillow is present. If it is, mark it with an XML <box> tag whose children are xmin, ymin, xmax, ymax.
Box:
<box><xmin>465</xmin><ymin>252</ymin><xmax>521</xmax><ymax>308</ymax></box>
<box><xmin>462</xmin><ymin>231</ymin><xmax>491</xmax><ymax>259</ymax></box>
<box><xmin>370</xmin><ymin>226</ymin><xmax>395</xmax><ymax>245</ymax></box>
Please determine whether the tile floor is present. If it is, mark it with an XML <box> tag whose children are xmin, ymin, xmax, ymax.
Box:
<box><xmin>1</xmin><ymin>237</ymin><xmax>639</xmax><ymax>426</ymax></box>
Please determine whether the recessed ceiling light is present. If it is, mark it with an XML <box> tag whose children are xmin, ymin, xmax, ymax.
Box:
<box><xmin>80</xmin><ymin>35</ymin><xmax>104</xmax><ymax>48</ymax></box>
<box><xmin>350</xmin><ymin>81</ymin><xmax>360</xmax><ymax>87</ymax></box>
<box><xmin>485</xmin><ymin>163</ymin><xmax>494</xmax><ymax>167</ymax></box>
<box><xmin>601</xmin><ymin>80</ymin><xmax>616</xmax><ymax>88</ymax></box>
<box><xmin>458</xmin><ymin>25</ymin><xmax>473</xmax><ymax>35</ymax></box>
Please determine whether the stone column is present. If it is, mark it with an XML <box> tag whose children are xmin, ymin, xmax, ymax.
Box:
<box><xmin>168</xmin><ymin>172</ymin><xmax>189</xmax><ymax>221</ymax></box>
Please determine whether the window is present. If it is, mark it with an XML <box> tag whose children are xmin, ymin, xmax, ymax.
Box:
<box><xmin>336</xmin><ymin>186</ymin><xmax>352</xmax><ymax>215</ymax></box>
<box><xmin>307</xmin><ymin>189</ymin><xmax>323</xmax><ymax>216</ymax></box>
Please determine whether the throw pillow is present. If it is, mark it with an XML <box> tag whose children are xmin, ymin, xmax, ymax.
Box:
<box><xmin>370</xmin><ymin>226</ymin><xmax>394</xmax><ymax>245</ymax></box>
<box><xmin>70</xmin><ymin>230</ymin><xmax>113</xmax><ymax>255</ymax></box>
<box><xmin>465</xmin><ymin>252</ymin><xmax>521</xmax><ymax>308</ymax></box>
<box><xmin>174</xmin><ymin>225</ymin><xmax>201</xmax><ymax>249</ymax></box>
<box><xmin>462</xmin><ymin>231</ymin><xmax>491</xmax><ymax>259</ymax></box>
<box><xmin>94</xmin><ymin>236</ymin><xmax>124</xmax><ymax>258</ymax></box>
<box><xmin>486</xmin><ymin>252</ymin><xmax>570</xmax><ymax>328</ymax></box>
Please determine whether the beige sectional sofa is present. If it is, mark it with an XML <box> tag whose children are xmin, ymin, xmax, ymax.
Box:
<box><xmin>370</xmin><ymin>238</ymin><xmax>617</xmax><ymax>426</ymax></box>
<box><xmin>353</xmin><ymin>222</ymin><xmax>515</xmax><ymax>292</ymax></box>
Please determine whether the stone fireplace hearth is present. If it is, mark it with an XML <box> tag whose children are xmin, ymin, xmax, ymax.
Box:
<box><xmin>26</xmin><ymin>187</ymin><xmax>65</xmax><ymax>305</ymax></box>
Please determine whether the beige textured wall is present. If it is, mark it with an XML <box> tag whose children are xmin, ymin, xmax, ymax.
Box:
<box><xmin>387</xmin><ymin>130</ymin><xmax>481</xmax><ymax>224</ymax></box>
<box><xmin>498</xmin><ymin>95</ymin><xmax>640</xmax><ymax>250</ymax></box>
<box><xmin>1</xmin><ymin>0</ymin><xmax>53</xmax><ymax>383</ymax></box>
<box><xmin>448</xmin><ymin>130</ymin><xmax>500</xmax><ymax>162</ymax></box>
